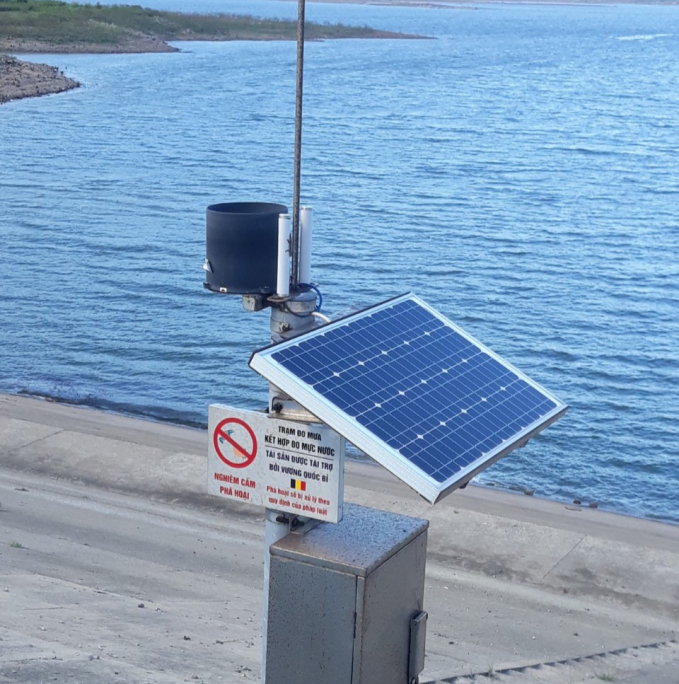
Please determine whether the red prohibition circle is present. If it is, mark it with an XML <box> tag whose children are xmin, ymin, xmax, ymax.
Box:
<box><xmin>213</xmin><ymin>418</ymin><xmax>257</xmax><ymax>469</ymax></box>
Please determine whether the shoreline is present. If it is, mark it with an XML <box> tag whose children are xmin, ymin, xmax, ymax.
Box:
<box><xmin>0</xmin><ymin>28</ymin><xmax>424</xmax><ymax>57</ymax></box>
<box><xmin>1</xmin><ymin>0</ymin><xmax>425</xmax><ymax>103</ymax></box>
<box><xmin>0</xmin><ymin>28</ymin><xmax>423</xmax><ymax>104</ymax></box>
<box><xmin>0</xmin><ymin>54</ymin><xmax>79</xmax><ymax>104</ymax></box>
<box><xmin>4</xmin><ymin>389</ymin><xmax>678</xmax><ymax>527</ymax></box>
<box><xmin>0</xmin><ymin>37</ymin><xmax>178</xmax><ymax>56</ymax></box>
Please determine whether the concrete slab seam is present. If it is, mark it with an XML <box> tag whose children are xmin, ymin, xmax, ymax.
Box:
<box><xmin>3</xmin><ymin>429</ymin><xmax>65</xmax><ymax>456</ymax></box>
<box><xmin>424</xmin><ymin>638</ymin><xmax>679</xmax><ymax>683</ymax></box>
<box><xmin>537</xmin><ymin>534</ymin><xmax>586</xmax><ymax>583</ymax></box>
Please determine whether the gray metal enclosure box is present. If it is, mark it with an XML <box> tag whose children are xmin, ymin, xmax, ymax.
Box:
<box><xmin>266</xmin><ymin>504</ymin><xmax>429</xmax><ymax>684</ymax></box>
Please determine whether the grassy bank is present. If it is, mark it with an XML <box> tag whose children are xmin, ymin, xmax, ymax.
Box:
<box><xmin>0</xmin><ymin>0</ymin><xmax>416</xmax><ymax>53</ymax></box>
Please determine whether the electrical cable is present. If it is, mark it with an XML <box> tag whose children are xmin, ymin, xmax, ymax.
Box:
<box><xmin>298</xmin><ymin>282</ymin><xmax>322</xmax><ymax>311</ymax></box>
<box><xmin>277</xmin><ymin>283</ymin><xmax>323</xmax><ymax>319</ymax></box>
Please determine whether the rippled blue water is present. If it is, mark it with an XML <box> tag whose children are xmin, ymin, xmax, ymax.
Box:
<box><xmin>1</xmin><ymin>2</ymin><xmax>678</xmax><ymax>522</ymax></box>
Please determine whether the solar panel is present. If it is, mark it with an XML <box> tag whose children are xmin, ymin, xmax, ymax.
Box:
<box><xmin>249</xmin><ymin>293</ymin><xmax>567</xmax><ymax>504</ymax></box>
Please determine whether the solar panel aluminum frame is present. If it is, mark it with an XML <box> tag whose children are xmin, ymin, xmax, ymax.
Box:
<box><xmin>250</xmin><ymin>293</ymin><xmax>568</xmax><ymax>504</ymax></box>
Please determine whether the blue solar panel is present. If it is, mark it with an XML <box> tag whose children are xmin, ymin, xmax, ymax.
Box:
<box><xmin>250</xmin><ymin>293</ymin><xmax>567</xmax><ymax>503</ymax></box>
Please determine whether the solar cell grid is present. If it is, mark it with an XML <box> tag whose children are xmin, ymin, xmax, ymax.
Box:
<box><xmin>252</xmin><ymin>294</ymin><xmax>567</xmax><ymax>503</ymax></box>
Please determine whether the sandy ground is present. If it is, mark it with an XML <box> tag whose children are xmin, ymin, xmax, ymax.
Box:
<box><xmin>0</xmin><ymin>54</ymin><xmax>79</xmax><ymax>105</ymax></box>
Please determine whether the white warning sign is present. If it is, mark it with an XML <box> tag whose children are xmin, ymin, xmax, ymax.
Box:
<box><xmin>207</xmin><ymin>404</ymin><xmax>345</xmax><ymax>523</ymax></box>
<box><xmin>208</xmin><ymin>410</ymin><xmax>261</xmax><ymax>505</ymax></box>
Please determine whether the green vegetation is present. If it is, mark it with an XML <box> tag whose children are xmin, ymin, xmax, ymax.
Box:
<box><xmin>0</xmin><ymin>0</ymin><xmax>406</xmax><ymax>52</ymax></box>
<box><xmin>596</xmin><ymin>674</ymin><xmax>617</xmax><ymax>682</ymax></box>
<box><xmin>9</xmin><ymin>540</ymin><xmax>24</xmax><ymax>548</ymax></box>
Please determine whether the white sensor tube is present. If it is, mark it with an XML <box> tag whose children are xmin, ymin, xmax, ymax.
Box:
<box><xmin>299</xmin><ymin>206</ymin><xmax>313</xmax><ymax>285</ymax></box>
<box><xmin>277</xmin><ymin>214</ymin><xmax>291</xmax><ymax>298</ymax></box>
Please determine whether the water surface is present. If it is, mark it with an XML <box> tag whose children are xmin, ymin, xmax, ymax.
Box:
<box><xmin>2</xmin><ymin>3</ymin><xmax>678</xmax><ymax>521</ymax></box>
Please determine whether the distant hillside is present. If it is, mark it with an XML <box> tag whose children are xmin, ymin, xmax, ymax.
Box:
<box><xmin>0</xmin><ymin>0</ymin><xmax>418</xmax><ymax>53</ymax></box>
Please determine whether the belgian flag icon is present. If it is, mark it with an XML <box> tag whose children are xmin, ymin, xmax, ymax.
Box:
<box><xmin>290</xmin><ymin>478</ymin><xmax>306</xmax><ymax>492</ymax></box>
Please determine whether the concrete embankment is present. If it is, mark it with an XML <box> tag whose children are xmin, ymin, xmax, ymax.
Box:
<box><xmin>1</xmin><ymin>392</ymin><xmax>677</xmax><ymax>617</ymax></box>
<box><xmin>0</xmin><ymin>54</ymin><xmax>79</xmax><ymax>104</ymax></box>
<box><xmin>0</xmin><ymin>392</ymin><xmax>678</xmax><ymax>682</ymax></box>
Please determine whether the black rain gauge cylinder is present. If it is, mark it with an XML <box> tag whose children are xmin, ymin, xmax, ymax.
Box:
<box><xmin>204</xmin><ymin>202</ymin><xmax>288</xmax><ymax>295</ymax></box>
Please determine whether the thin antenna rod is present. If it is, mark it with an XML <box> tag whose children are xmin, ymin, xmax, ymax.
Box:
<box><xmin>291</xmin><ymin>0</ymin><xmax>306</xmax><ymax>288</ymax></box>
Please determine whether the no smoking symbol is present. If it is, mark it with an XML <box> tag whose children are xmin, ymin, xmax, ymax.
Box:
<box><xmin>213</xmin><ymin>418</ymin><xmax>257</xmax><ymax>469</ymax></box>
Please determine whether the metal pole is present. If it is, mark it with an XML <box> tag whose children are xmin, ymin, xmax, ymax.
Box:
<box><xmin>261</xmin><ymin>291</ymin><xmax>318</xmax><ymax>684</ymax></box>
<box><xmin>263</xmin><ymin>13</ymin><xmax>312</xmax><ymax>673</ymax></box>
<box><xmin>291</xmin><ymin>0</ymin><xmax>306</xmax><ymax>288</ymax></box>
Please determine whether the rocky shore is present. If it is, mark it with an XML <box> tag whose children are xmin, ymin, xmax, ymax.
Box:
<box><xmin>0</xmin><ymin>54</ymin><xmax>80</xmax><ymax>104</ymax></box>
